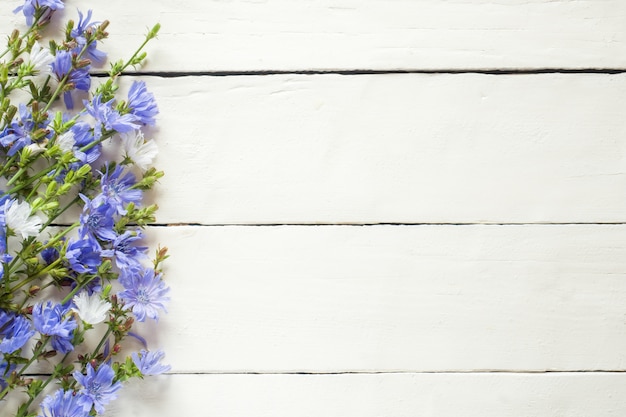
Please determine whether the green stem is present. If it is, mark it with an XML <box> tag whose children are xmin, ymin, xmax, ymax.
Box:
<box><xmin>6</xmin><ymin>164</ymin><xmax>54</xmax><ymax>195</ymax></box>
<box><xmin>6</xmin><ymin>166</ymin><xmax>27</xmax><ymax>186</ymax></box>
<box><xmin>0</xmin><ymin>14</ymin><xmax>43</xmax><ymax>60</ymax></box>
<box><xmin>41</xmin><ymin>71</ymin><xmax>70</xmax><ymax>114</ymax></box>
<box><xmin>0</xmin><ymin>335</ymin><xmax>51</xmax><ymax>401</ymax></box>
<box><xmin>42</xmin><ymin>35</ymin><xmax>93</xmax><ymax>114</ymax></box>
<box><xmin>40</xmin><ymin>222</ymin><xmax>79</xmax><ymax>250</ymax></box>
<box><xmin>17</xmin><ymin>336</ymin><xmax>50</xmax><ymax>378</ymax></box>
<box><xmin>9</xmin><ymin>257</ymin><xmax>62</xmax><ymax>294</ymax></box>
<box><xmin>15</xmin><ymin>352</ymin><xmax>71</xmax><ymax>417</ymax></box>
<box><xmin>0</xmin><ymin>155</ymin><xmax>18</xmax><ymax>177</ymax></box>
<box><xmin>6</xmin><ymin>222</ymin><xmax>77</xmax><ymax>282</ymax></box>
<box><xmin>42</xmin><ymin>194</ymin><xmax>81</xmax><ymax>229</ymax></box>
<box><xmin>114</xmin><ymin>34</ymin><xmax>153</xmax><ymax>77</ymax></box>
<box><xmin>94</xmin><ymin>327</ymin><xmax>113</xmax><ymax>357</ymax></box>
<box><xmin>61</xmin><ymin>274</ymin><xmax>99</xmax><ymax>305</ymax></box>
<box><xmin>6</xmin><ymin>130</ymin><xmax>115</xmax><ymax>196</ymax></box>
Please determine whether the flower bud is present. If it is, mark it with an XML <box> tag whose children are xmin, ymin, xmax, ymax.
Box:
<box><xmin>28</xmin><ymin>285</ymin><xmax>40</xmax><ymax>296</ymax></box>
<box><xmin>43</xmin><ymin>350</ymin><xmax>58</xmax><ymax>358</ymax></box>
<box><xmin>76</xmin><ymin>59</ymin><xmax>91</xmax><ymax>69</ymax></box>
<box><xmin>8</xmin><ymin>371</ymin><xmax>18</xmax><ymax>385</ymax></box>
<box><xmin>19</xmin><ymin>377</ymin><xmax>34</xmax><ymax>386</ymax></box>
<box><xmin>9</xmin><ymin>29</ymin><xmax>19</xmax><ymax>43</ymax></box>
<box><xmin>124</xmin><ymin>317</ymin><xmax>134</xmax><ymax>331</ymax></box>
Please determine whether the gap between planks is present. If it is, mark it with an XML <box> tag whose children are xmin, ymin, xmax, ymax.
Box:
<box><xmin>22</xmin><ymin>370</ymin><xmax>626</xmax><ymax>377</ymax></box>
<box><xmin>49</xmin><ymin>222</ymin><xmax>626</xmax><ymax>228</ymax></box>
<box><xmin>48</xmin><ymin>222</ymin><xmax>626</xmax><ymax>228</ymax></box>
<box><xmin>92</xmin><ymin>68</ymin><xmax>626</xmax><ymax>78</ymax></box>
<box><xmin>149</xmin><ymin>222</ymin><xmax>626</xmax><ymax>227</ymax></box>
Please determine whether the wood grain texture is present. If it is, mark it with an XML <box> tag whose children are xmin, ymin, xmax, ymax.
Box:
<box><xmin>142</xmin><ymin>225</ymin><xmax>626</xmax><ymax>373</ymax></box>
<box><xmin>108</xmin><ymin>373</ymin><xmax>626</xmax><ymax>417</ymax></box>
<box><xmin>134</xmin><ymin>73</ymin><xmax>626</xmax><ymax>224</ymax></box>
<box><xmin>5</xmin><ymin>0</ymin><xmax>626</xmax><ymax>71</ymax></box>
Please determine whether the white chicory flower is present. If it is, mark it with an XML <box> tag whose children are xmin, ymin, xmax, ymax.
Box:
<box><xmin>27</xmin><ymin>41</ymin><xmax>54</xmax><ymax>79</ymax></box>
<box><xmin>72</xmin><ymin>291</ymin><xmax>112</xmax><ymax>325</ymax></box>
<box><xmin>56</xmin><ymin>131</ymin><xmax>76</xmax><ymax>153</ymax></box>
<box><xmin>4</xmin><ymin>199</ymin><xmax>42</xmax><ymax>239</ymax></box>
<box><xmin>122</xmin><ymin>130</ymin><xmax>158</xmax><ymax>171</ymax></box>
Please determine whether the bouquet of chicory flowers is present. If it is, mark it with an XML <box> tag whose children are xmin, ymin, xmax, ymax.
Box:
<box><xmin>0</xmin><ymin>2</ymin><xmax>170</xmax><ymax>416</ymax></box>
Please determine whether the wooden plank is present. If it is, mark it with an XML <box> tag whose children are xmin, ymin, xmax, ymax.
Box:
<box><xmin>6</xmin><ymin>0</ymin><xmax>626</xmax><ymax>71</ymax></box>
<box><xmin>135</xmin><ymin>225</ymin><xmax>626</xmax><ymax>372</ymax></box>
<box><xmin>127</xmin><ymin>73</ymin><xmax>626</xmax><ymax>224</ymax></box>
<box><xmin>106</xmin><ymin>373</ymin><xmax>626</xmax><ymax>417</ymax></box>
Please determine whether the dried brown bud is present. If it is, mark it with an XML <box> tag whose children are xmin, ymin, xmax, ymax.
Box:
<box><xmin>20</xmin><ymin>378</ymin><xmax>33</xmax><ymax>386</ymax></box>
<box><xmin>43</xmin><ymin>350</ymin><xmax>58</xmax><ymax>358</ymax></box>
<box><xmin>124</xmin><ymin>317</ymin><xmax>134</xmax><ymax>331</ymax></box>
<box><xmin>28</xmin><ymin>285</ymin><xmax>41</xmax><ymax>296</ymax></box>
<box><xmin>76</xmin><ymin>59</ymin><xmax>91</xmax><ymax>69</ymax></box>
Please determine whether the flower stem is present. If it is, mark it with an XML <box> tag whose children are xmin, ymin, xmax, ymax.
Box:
<box><xmin>15</xmin><ymin>352</ymin><xmax>71</xmax><ymax>417</ymax></box>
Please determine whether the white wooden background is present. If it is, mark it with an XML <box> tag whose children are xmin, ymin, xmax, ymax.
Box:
<box><xmin>6</xmin><ymin>0</ymin><xmax>626</xmax><ymax>415</ymax></box>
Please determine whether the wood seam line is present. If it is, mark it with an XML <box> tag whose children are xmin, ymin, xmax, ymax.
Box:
<box><xmin>90</xmin><ymin>68</ymin><xmax>626</xmax><ymax>78</ymax></box>
<box><xmin>21</xmin><ymin>370</ymin><xmax>626</xmax><ymax>376</ymax></box>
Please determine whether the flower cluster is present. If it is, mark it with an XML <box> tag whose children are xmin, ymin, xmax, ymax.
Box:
<box><xmin>0</xmin><ymin>2</ymin><xmax>170</xmax><ymax>416</ymax></box>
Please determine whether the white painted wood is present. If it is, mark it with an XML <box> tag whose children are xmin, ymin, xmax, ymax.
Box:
<box><xmin>132</xmin><ymin>73</ymin><xmax>626</xmax><ymax>224</ymax></box>
<box><xmin>108</xmin><ymin>373</ymin><xmax>626</xmax><ymax>417</ymax></box>
<box><xmin>139</xmin><ymin>225</ymin><xmax>626</xmax><ymax>372</ymax></box>
<box><xmin>4</xmin><ymin>0</ymin><xmax>626</xmax><ymax>414</ymax></box>
<box><xmin>6</xmin><ymin>0</ymin><xmax>626</xmax><ymax>71</ymax></box>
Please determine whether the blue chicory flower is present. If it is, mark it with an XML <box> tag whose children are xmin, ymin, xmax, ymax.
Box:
<box><xmin>78</xmin><ymin>195</ymin><xmax>117</xmax><ymax>241</ymax></box>
<box><xmin>0</xmin><ymin>193</ymin><xmax>10</xmax><ymax>225</ymax></box>
<box><xmin>0</xmin><ymin>104</ymin><xmax>38</xmax><ymax>156</ymax></box>
<box><xmin>41</xmin><ymin>244</ymin><xmax>60</xmax><ymax>265</ymax></box>
<box><xmin>101</xmin><ymin>230</ymin><xmax>148</xmax><ymax>270</ymax></box>
<box><xmin>14</xmin><ymin>0</ymin><xmax>64</xmax><ymax>26</ymax></box>
<box><xmin>95</xmin><ymin>165</ymin><xmax>142</xmax><ymax>214</ymax></box>
<box><xmin>0</xmin><ymin>227</ymin><xmax>7</xmax><ymax>282</ymax></box>
<box><xmin>73</xmin><ymin>362</ymin><xmax>122</xmax><ymax>414</ymax></box>
<box><xmin>0</xmin><ymin>309</ymin><xmax>35</xmax><ymax>353</ymax></box>
<box><xmin>70</xmin><ymin>121</ymin><xmax>100</xmax><ymax>164</ymax></box>
<box><xmin>32</xmin><ymin>301</ymin><xmax>77</xmax><ymax>353</ymax></box>
<box><xmin>50</xmin><ymin>50</ymin><xmax>91</xmax><ymax>109</ymax></box>
<box><xmin>66</xmin><ymin>234</ymin><xmax>102</xmax><ymax>274</ymax></box>
<box><xmin>0</xmin><ymin>195</ymin><xmax>14</xmax><ymax>281</ymax></box>
<box><xmin>0</xmin><ymin>361</ymin><xmax>15</xmax><ymax>391</ymax></box>
<box><xmin>71</xmin><ymin>10</ymin><xmax>107</xmax><ymax>65</ymax></box>
<box><xmin>132</xmin><ymin>349</ymin><xmax>171</xmax><ymax>375</ymax></box>
<box><xmin>127</xmin><ymin>81</ymin><xmax>158</xmax><ymax>126</ymax></box>
<box><xmin>38</xmin><ymin>389</ymin><xmax>90</xmax><ymax>417</ymax></box>
<box><xmin>84</xmin><ymin>95</ymin><xmax>140</xmax><ymax>139</ymax></box>
<box><xmin>118</xmin><ymin>268</ymin><xmax>170</xmax><ymax>322</ymax></box>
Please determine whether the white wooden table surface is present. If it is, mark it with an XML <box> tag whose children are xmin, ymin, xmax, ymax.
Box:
<box><xmin>5</xmin><ymin>0</ymin><xmax>626</xmax><ymax>415</ymax></box>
